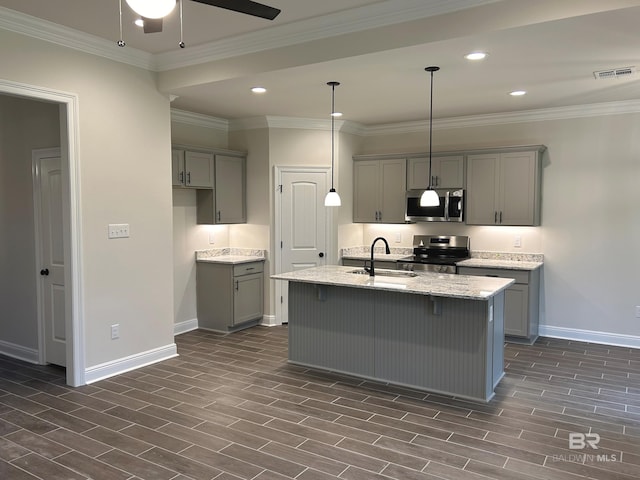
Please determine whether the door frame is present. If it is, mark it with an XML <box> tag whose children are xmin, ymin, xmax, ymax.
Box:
<box><xmin>273</xmin><ymin>166</ymin><xmax>334</xmax><ymax>325</ymax></box>
<box><xmin>1</xmin><ymin>79</ymin><xmax>84</xmax><ymax>387</ymax></box>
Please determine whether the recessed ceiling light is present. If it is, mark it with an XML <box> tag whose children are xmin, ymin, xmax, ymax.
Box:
<box><xmin>251</xmin><ymin>87</ymin><xmax>267</xmax><ymax>94</ymax></box>
<box><xmin>134</xmin><ymin>18</ymin><xmax>144</xmax><ymax>27</ymax></box>
<box><xmin>509</xmin><ymin>90</ymin><xmax>527</xmax><ymax>96</ymax></box>
<box><xmin>465</xmin><ymin>52</ymin><xmax>488</xmax><ymax>61</ymax></box>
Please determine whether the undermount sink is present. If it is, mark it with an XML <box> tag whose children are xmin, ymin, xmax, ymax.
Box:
<box><xmin>349</xmin><ymin>269</ymin><xmax>417</xmax><ymax>278</ymax></box>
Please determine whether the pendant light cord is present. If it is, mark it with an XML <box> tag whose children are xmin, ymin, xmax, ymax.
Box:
<box><xmin>327</xmin><ymin>81</ymin><xmax>340</xmax><ymax>190</ymax></box>
<box><xmin>425</xmin><ymin>66</ymin><xmax>439</xmax><ymax>189</ymax></box>
<box><xmin>331</xmin><ymin>83</ymin><xmax>335</xmax><ymax>190</ymax></box>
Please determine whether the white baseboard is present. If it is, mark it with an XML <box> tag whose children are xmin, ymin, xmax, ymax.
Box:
<box><xmin>84</xmin><ymin>343</ymin><xmax>178</xmax><ymax>384</ymax></box>
<box><xmin>174</xmin><ymin>318</ymin><xmax>199</xmax><ymax>335</ymax></box>
<box><xmin>540</xmin><ymin>325</ymin><xmax>640</xmax><ymax>349</ymax></box>
<box><xmin>260</xmin><ymin>314</ymin><xmax>280</xmax><ymax>327</ymax></box>
<box><xmin>0</xmin><ymin>339</ymin><xmax>39</xmax><ymax>364</ymax></box>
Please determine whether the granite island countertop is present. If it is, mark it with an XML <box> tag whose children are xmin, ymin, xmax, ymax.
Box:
<box><xmin>272</xmin><ymin>265</ymin><xmax>514</xmax><ymax>300</ymax></box>
<box><xmin>196</xmin><ymin>248</ymin><xmax>266</xmax><ymax>265</ymax></box>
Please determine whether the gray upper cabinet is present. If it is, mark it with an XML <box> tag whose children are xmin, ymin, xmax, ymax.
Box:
<box><xmin>407</xmin><ymin>155</ymin><xmax>464</xmax><ymax>190</ymax></box>
<box><xmin>215</xmin><ymin>155</ymin><xmax>247</xmax><ymax>224</ymax></box>
<box><xmin>172</xmin><ymin>149</ymin><xmax>214</xmax><ymax>188</ymax></box>
<box><xmin>353</xmin><ymin>158</ymin><xmax>406</xmax><ymax>223</ymax></box>
<box><xmin>197</xmin><ymin>154</ymin><xmax>246</xmax><ymax>224</ymax></box>
<box><xmin>466</xmin><ymin>147</ymin><xmax>544</xmax><ymax>226</ymax></box>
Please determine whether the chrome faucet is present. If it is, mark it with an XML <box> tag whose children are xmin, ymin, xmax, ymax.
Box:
<box><xmin>367</xmin><ymin>236</ymin><xmax>391</xmax><ymax>276</ymax></box>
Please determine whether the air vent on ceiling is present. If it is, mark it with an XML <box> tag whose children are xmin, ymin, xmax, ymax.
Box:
<box><xmin>593</xmin><ymin>66</ymin><xmax>636</xmax><ymax>79</ymax></box>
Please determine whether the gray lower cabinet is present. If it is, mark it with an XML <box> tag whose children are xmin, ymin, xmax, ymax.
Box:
<box><xmin>458</xmin><ymin>266</ymin><xmax>540</xmax><ymax>343</ymax></box>
<box><xmin>342</xmin><ymin>258</ymin><xmax>398</xmax><ymax>270</ymax></box>
<box><xmin>196</xmin><ymin>261</ymin><xmax>264</xmax><ymax>333</ymax></box>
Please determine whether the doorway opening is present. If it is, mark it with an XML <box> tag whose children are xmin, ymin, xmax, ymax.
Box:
<box><xmin>0</xmin><ymin>79</ymin><xmax>84</xmax><ymax>386</ymax></box>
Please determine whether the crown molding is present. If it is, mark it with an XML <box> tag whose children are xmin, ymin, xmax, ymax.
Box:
<box><xmin>228</xmin><ymin>116</ymin><xmax>366</xmax><ymax>133</ymax></box>
<box><xmin>170</xmin><ymin>108</ymin><xmax>228</xmax><ymax>131</ymax></box>
<box><xmin>146</xmin><ymin>0</ymin><xmax>499</xmax><ymax>71</ymax></box>
<box><xmin>0</xmin><ymin>6</ymin><xmax>154</xmax><ymax>70</ymax></box>
<box><xmin>364</xmin><ymin>99</ymin><xmax>640</xmax><ymax>136</ymax></box>
<box><xmin>191</xmin><ymin>99</ymin><xmax>640</xmax><ymax>136</ymax></box>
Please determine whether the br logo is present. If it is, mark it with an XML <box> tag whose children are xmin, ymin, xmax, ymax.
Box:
<box><xmin>569</xmin><ymin>432</ymin><xmax>600</xmax><ymax>450</ymax></box>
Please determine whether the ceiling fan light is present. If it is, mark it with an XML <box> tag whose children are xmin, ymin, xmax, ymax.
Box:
<box><xmin>324</xmin><ymin>188</ymin><xmax>342</xmax><ymax>207</ymax></box>
<box><xmin>420</xmin><ymin>189</ymin><xmax>439</xmax><ymax>207</ymax></box>
<box><xmin>125</xmin><ymin>0</ymin><xmax>176</xmax><ymax>19</ymax></box>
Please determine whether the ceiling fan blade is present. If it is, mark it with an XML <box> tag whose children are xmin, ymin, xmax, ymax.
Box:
<box><xmin>191</xmin><ymin>0</ymin><xmax>281</xmax><ymax>20</ymax></box>
<box><xmin>142</xmin><ymin>17</ymin><xmax>163</xmax><ymax>33</ymax></box>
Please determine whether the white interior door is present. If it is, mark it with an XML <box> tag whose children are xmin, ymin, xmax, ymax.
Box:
<box><xmin>276</xmin><ymin>167</ymin><xmax>330</xmax><ymax>324</ymax></box>
<box><xmin>34</xmin><ymin>149</ymin><xmax>66</xmax><ymax>367</ymax></box>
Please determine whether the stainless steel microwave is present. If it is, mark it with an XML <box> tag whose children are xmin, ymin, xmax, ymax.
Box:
<box><xmin>405</xmin><ymin>189</ymin><xmax>464</xmax><ymax>222</ymax></box>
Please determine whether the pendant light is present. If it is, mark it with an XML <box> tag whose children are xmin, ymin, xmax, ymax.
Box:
<box><xmin>420</xmin><ymin>66</ymin><xmax>440</xmax><ymax>207</ymax></box>
<box><xmin>324</xmin><ymin>81</ymin><xmax>342</xmax><ymax>207</ymax></box>
<box><xmin>125</xmin><ymin>0</ymin><xmax>176</xmax><ymax>19</ymax></box>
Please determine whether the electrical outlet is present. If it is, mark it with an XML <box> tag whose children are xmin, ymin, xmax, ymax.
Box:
<box><xmin>108</xmin><ymin>224</ymin><xmax>130</xmax><ymax>239</ymax></box>
<box><xmin>636</xmin><ymin>306</ymin><xmax>640</xmax><ymax>318</ymax></box>
<box><xmin>209</xmin><ymin>231</ymin><xmax>215</xmax><ymax>244</ymax></box>
<box><xmin>514</xmin><ymin>235</ymin><xmax>522</xmax><ymax>248</ymax></box>
<box><xmin>395</xmin><ymin>232</ymin><xmax>402</xmax><ymax>243</ymax></box>
<box><xmin>111</xmin><ymin>324</ymin><xmax>120</xmax><ymax>340</ymax></box>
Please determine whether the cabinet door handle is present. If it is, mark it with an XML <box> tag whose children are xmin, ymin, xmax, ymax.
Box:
<box><xmin>431</xmin><ymin>175</ymin><xmax>435</xmax><ymax>186</ymax></box>
<box><xmin>499</xmin><ymin>211</ymin><xmax>503</xmax><ymax>224</ymax></box>
<box><xmin>245</xmin><ymin>267</ymin><xmax>255</xmax><ymax>271</ymax></box>
<box><xmin>186</xmin><ymin>172</ymin><xmax>191</xmax><ymax>185</ymax></box>
<box><xmin>179</xmin><ymin>171</ymin><xmax>184</xmax><ymax>183</ymax></box>
<box><xmin>235</xmin><ymin>280</ymin><xmax>239</xmax><ymax>291</ymax></box>
<box><xmin>217</xmin><ymin>211</ymin><xmax>221</xmax><ymax>222</ymax></box>
<box><xmin>494</xmin><ymin>211</ymin><xmax>497</xmax><ymax>224</ymax></box>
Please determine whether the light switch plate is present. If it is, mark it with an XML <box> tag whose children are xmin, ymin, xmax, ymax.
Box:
<box><xmin>514</xmin><ymin>235</ymin><xmax>522</xmax><ymax>248</ymax></box>
<box><xmin>108</xmin><ymin>224</ymin><xmax>130</xmax><ymax>239</ymax></box>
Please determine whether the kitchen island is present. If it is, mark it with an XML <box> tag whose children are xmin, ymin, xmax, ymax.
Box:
<box><xmin>272</xmin><ymin>265</ymin><xmax>514</xmax><ymax>402</ymax></box>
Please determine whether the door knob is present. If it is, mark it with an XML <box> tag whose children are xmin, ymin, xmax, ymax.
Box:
<box><xmin>318</xmin><ymin>252</ymin><xmax>324</xmax><ymax>258</ymax></box>
<box><xmin>40</xmin><ymin>268</ymin><xmax>49</xmax><ymax>276</ymax></box>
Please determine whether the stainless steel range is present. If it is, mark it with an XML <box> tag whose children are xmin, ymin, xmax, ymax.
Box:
<box><xmin>397</xmin><ymin>235</ymin><xmax>470</xmax><ymax>273</ymax></box>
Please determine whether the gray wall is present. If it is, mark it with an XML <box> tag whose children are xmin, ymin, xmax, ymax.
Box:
<box><xmin>1</xmin><ymin>28</ymin><xmax>175</xmax><ymax>372</ymax></box>
<box><xmin>0</xmin><ymin>95</ymin><xmax>60</xmax><ymax>351</ymax></box>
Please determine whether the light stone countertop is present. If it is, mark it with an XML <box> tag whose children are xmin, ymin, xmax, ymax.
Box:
<box><xmin>196</xmin><ymin>248</ymin><xmax>266</xmax><ymax>265</ymax></box>
<box><xmin>457</xmin><ymin>251</ymin><xmax>544</xmax><ymax>270</ymax></box>
<box><xmin>272</xmin><ymin>265</ymin><xmax>514</xmax><ymax>300</ymax></box>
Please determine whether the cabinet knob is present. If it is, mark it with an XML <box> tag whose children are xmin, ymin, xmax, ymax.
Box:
<box><xmin>318</xmin><ymin>252</ymin><xmax>324</xmax><ymax>258</ymax></box>
<box><xmin>40</xmin><ymin>268</ymin><xmax>49</xmax><ymax>276</ymax></box>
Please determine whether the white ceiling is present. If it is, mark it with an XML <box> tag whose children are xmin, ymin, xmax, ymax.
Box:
<box><xmin>2</xmin><ymin>0</ymin><xmax>640</xmax><ymax>125</ymax></box>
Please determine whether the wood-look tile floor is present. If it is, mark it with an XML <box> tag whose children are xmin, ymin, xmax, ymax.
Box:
<box><xmin>1</xmin><ymin>327</ymin><xmax>639</xmax><ymax>480</ymax></box>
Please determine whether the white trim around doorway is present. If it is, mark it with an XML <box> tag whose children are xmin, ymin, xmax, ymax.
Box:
<box><xmin>0</xmin><ymin>79</ymin><xmax>85</xmax><ymax>387</ymax></box>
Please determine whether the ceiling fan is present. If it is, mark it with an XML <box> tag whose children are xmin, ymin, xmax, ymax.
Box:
<box><xmin>123</xmin><ymin>0</ymin><xmax>281</xmax><ymax>36</ymax></box>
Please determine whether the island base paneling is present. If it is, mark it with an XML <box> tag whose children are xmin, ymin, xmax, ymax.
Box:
<box><xmin>287</xmin><ymin>282</ymin><xmax>504</xmax><ymax>402</ymax></box>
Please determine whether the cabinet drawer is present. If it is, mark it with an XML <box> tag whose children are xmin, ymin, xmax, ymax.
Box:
<box><xmin>234</xmin><ymin>262</ymin><xmax>264</xmax><ymax>277</ymax></box>
<box><xmin>458</xmin><ymin>267</ymin><xmax>529</xmax><ymax>284</ymax></box>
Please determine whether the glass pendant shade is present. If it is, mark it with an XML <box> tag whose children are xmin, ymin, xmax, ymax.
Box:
<box><xmin>324</xmin><ymin>188</ymin><xmax>341</xmax><ymax>206</ymax></box>
<box><xmin>125</xmin><ymin>0</ymin><xmax>176</xmax><ymax>18</ymax></box>
<box><xmin>420</xmin><ymin>188</ymin><xmax>439</xmax><ymax>206</ymax></box>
